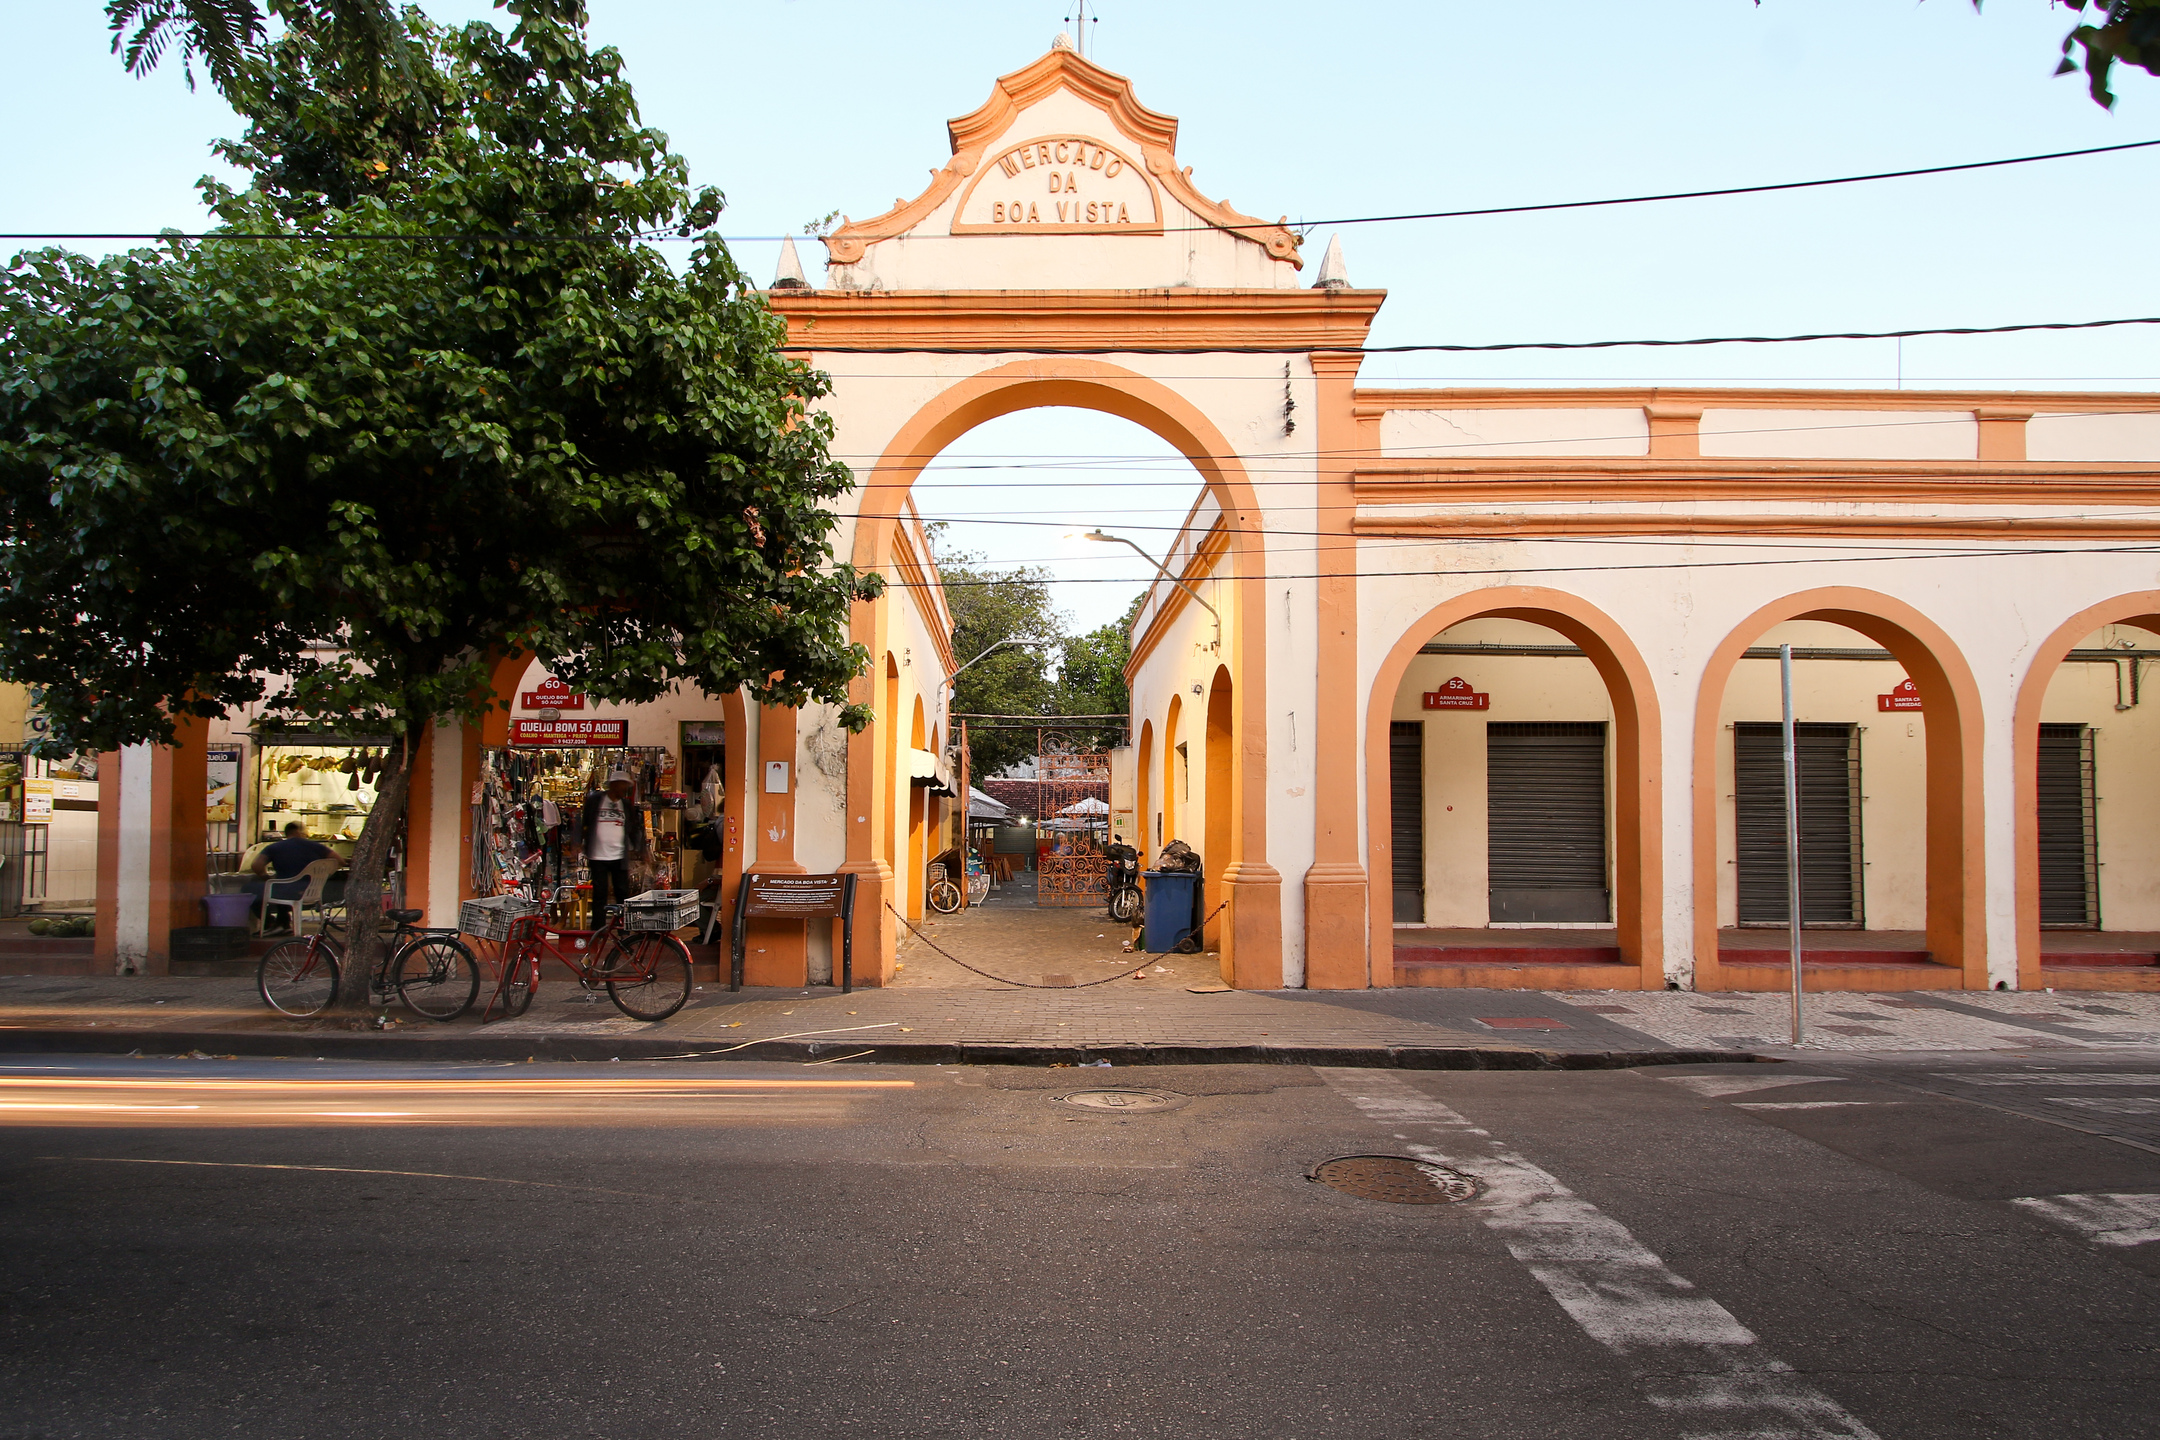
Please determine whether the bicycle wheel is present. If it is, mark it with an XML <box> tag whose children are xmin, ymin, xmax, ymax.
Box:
<box><xmin>605</xmin><ymin>933</ymin><xmax>693</xmax><ymax>1022</ymax></box>
<box><xmin>395</xmin><ymin>936</ymin><xmax>480</xmax><ymax>1021</ymax></box>
<box><xmin>258</xmin><ymin>938</ymin><xmax>340</xmax><ymax>1018</ymax></box>
<box><xmin>928</xmin><ymin>879</ymin><xmax>962</xmax><ymax>914</ymax></box>
<box><xmin>493</xmin><ymin>950</ymin><xmax>536</xmax><ymax>1018</ymax></box>
<box><xmin>1108</xmin><ymin>885</ymin><xmax>1142</xmax><ymax>925</ymax></box>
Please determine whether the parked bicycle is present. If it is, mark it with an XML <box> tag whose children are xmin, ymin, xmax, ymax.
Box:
<box><xmin>926</xmin><ymin>861</ymin><xmax>963</xmax><ymax>915</ymax></box>
<box><xmin>485</xmin><ymin>903</ymin><xmax>693</xmax><ymax>1023</ymax></box>
<box><xmin>256</xmin><ymin>907</ymin><xmax>482</xmax><ymax>1021</ymax></box>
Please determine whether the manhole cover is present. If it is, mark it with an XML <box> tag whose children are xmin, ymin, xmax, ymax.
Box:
<box><xmin>1310</xmin><ymin>1155</ymin><xmax>1479</xmax><ymax>1205</ymax></box>
<box><xmin>1054</xmin><ymin>1088</ymin><xmax>1184</xmax><ymax>1113</ymax></box>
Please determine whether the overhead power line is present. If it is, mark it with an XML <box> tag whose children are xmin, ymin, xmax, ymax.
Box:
<box><xmin>9</xmin><ymin>136</ymin><xmax>2152</xmax><ymax>247</ymax></box>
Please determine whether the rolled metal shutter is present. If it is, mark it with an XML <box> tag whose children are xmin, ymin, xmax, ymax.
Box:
<box><xmin>1390</xmin><ymin>722</ymin><xmax>1424</xmax><ymax>923</ymax></box>
<box><xmin>1486</xmin><ymin>722</ymin><xmax>1608</xmax><ymax>923</ymax></box>
<box><xmin>1734</xmin><ymin>723</ymin><xmax>1861</xmax><ymax>926</ymax></box>
<box><xmin>2037</xmin><ymin>723</ymin><xmax>2098</xmax><ymax>928</ymax></box>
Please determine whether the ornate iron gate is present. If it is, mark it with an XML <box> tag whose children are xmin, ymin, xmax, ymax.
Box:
<box><xmin>1035</xmin><ymin>736</ymin><xmax>1111</xmax><ymax>908</ymax></box>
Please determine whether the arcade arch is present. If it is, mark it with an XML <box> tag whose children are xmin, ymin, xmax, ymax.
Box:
<box><xmin>2012</xmin><ymin>595</ymin><xmax>2160</xmax><ymax>991</ymax></box>
<box><xmin>1691</xmin><ymin>590</ymin><xmax>1985</xmax><ymax>991</ymax></box>
<box><xmin>839</xmin><ymin>361</ymin><xmax>1279</xmax><ymax>986</ymax></box>
<box><xmin>1364</xmin><ymin>590</ymin><xmax>1664</xmax><ymax>991</ymax></box>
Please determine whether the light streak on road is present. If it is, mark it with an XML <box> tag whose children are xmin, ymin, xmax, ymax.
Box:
<box><xmin>0</xmin><ymin>1074</ymin><xmax>913</xmax><ymax>1127</ymax></box>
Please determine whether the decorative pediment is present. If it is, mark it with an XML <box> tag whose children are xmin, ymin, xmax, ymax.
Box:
<box><xmin>821</xmin><ymin>39</ymin><xmax>1302</xmax><ymax>279</ymax></box>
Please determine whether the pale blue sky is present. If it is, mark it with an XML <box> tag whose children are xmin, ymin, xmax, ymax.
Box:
<box><xmin>4</xmin><ymin>2</ymin><xmax>2155</xmax><ymax>629</ymax></box>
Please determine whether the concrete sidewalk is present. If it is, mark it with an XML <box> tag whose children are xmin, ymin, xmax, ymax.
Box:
<box><xmin>2</xmin><ymin>973</ymin><xmax>2158</xmax><ymax>1067</ymax></box>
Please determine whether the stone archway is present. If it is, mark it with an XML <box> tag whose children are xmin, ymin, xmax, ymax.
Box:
<box><xmin>1693</xmin><ymin>588</ymin><xmax>1986</xmax><ymax>990</ymax></box>
<box><xmin>838</xmin><ymin>360</ymin><xmax>1281</xmax><ymax>988</ymax></box>
<box><xmin>1362</xmin><ymin>588</ymin><xmax>1665</xmax><ymax>990</ymax></box>
<box><xmin>2011</xmin><ymin>592</ymin><xmax>2160</xmax><ymax>989</ymax></box>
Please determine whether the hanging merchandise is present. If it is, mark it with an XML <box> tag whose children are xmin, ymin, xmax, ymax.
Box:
<box><xmin>473</xmin><ymin>744</ymin><xmax>682</xmax><ymax>919</ymax></box>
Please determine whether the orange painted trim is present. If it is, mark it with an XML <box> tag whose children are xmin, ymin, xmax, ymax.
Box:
<box><xmin>475</xmin><ymin>648</ymin><xmax>531</xmax><ymax>749</ymax></box>
<box><xmin>1364</xmin><ymin>589</ymin><xmax>1665</xmax><ymax>991</ymax></box>
<box><xmin>1305</xmin><ymin>349</ymin><xmax>1370</xmax><ymax>987</ymax></box>
<box><xmin>2010</xmin><ymin>595</ymin><xmax>2160</xmax><ymax>991</ymax></box>
<box><xmin>1350</xmin><ymin>514</ymin><xmax>2160</xmax><ymax>541</ymax></box>
<box><xmin>770</xmin><ymin>289</ymin><xmax>1383</xmax><ymax>352</ymax></box>
<box><xmin>1691</xmin><ymin>589</ymin><xmax>1987</xmax><ymax>993</ymax></box>
<box><xmin>1351</xmin><ymin>461</ymin><xmax>2160</xmax><ymax>509</ymax></box>
<box><xmin>888</xmin><ymin>520</ymin><xmax>959</xmax><ymax>677</ymax></box>
<box><xmin>821</xmin><ymin>46</ymin><xmax>1303</xmax><ymax>268</ymax></box>
<box><xmin>406</xmin><ymin>726</ymin><xmax>435</xmax><ymax>920</ymax></box>
<box><xmin>93</xmin><ymin>749</ymin><xmax>120</xmax><ymax>974</ymax></box>
<box><xmin>1353</xmin><ymin>386</ymin><xmax>2160</xmax><ymax>413</ymax></box>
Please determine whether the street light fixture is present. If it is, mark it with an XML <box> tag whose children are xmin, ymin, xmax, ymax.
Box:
<box><xmin>1079</xmin><ymin>529</ymin><xmax>1222</xmax><ymax>651</ymax></box>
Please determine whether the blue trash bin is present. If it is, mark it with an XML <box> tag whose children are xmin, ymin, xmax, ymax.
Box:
<box><xmin>1140</xmin><ymin>870</ymin><xmax>1203</xmax><ymax>953</ymax></box>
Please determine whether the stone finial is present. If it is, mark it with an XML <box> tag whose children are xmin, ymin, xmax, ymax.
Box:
<box><xmin>1313</xmin><ymin>234</ymin><xmax>1349</xmax><ymax>290</ymax></box>
<box><xmin>772</xmin><ymin>235</ymin><xmax>810</xmax><ymax>290</ymax></box>
<box><xmin>1052</xmin><ymin>31</ymin><xmax>1074</xmax><ymax>50</ymax></box>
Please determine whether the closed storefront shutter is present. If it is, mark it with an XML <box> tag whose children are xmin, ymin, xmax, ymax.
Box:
<box><xmin>2037</xmin><ymin>723</ymin><xmax>2098</xmax><ymax>928</ymax></box>
<box><xmin>1734</xmin><ymin>722</ymin><xmax>1861</xmax><ymax>926</ymax></box>
<box><xmin>1390</xmin><ymin>722</ymin><xmax>1424</xmax><ymax>923</ymax></box>
<box><xmin>1486</xmin><ymin>722</ymin><xmax>1608</xmax><ymax>923</ymax></box>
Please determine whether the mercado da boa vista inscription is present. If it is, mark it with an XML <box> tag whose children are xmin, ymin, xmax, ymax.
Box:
<box><xmin>956</xmin><ymin>135</ymin><xmax>1160</xmax><ymax>232</ymax></box>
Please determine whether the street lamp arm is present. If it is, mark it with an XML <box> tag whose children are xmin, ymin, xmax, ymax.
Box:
<box><xmin>934</xmin><ymin>638</ymin><xmax>1048</xmax><ymax>734</ymax></box>
<box><xmin>1082</xmin><ymin>529</ymin><xmax>1221</xmax><ymax>651</ymax></box>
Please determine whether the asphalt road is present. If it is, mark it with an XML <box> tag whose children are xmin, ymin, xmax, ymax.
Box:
<box><xmin>1</xmin><ymin>1051</ymin><xmax>2157</xmax><ymax>1439</ymax></box>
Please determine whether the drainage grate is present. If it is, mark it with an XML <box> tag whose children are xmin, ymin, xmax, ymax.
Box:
<box><xmin>1054</xmin><ymin>1088</ymin><xmax>1184</xmax><ymax>1113</ymax></box>
<box><xmin>1311</xmin><ymin>1155</ymin><xmax>1478</xmax><ymax>1205</ymax></box>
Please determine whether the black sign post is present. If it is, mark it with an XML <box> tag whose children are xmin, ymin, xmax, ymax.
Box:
<box><xmin>730</xmin><ymin>872</ymin><xmax>861</xmax><ymax>994</ymax></box>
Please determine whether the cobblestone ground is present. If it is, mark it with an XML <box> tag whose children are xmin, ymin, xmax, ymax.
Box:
<box><xmin>1569</xmin><ymin>988</ymin><xmax>2160</xmax><ymax>1053</ymax></box>
<box><xmin>890</xmin><ymin>871</ymin><xmax>1223</xmax><ymax>991</ymax></box>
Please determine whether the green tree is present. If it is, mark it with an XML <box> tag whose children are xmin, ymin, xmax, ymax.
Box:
<box><xmin>2048</xmin><ymin>0</ymin><xmax>2160</xmax><ymax>105</ymax></box>
<box><xmin>1052</xmin><ymin>593</ymin><xmax>1142</xmax><ymax>753</ymax></box>
<box><xmin>930</xmin><ymin>531</ymin><xmax>1061</xmax><ymax>778</ymax></box>
<box><xmin>2</xmin><ymin>0</ymin><xmax>876</xmax><ymax>1003</ymax></box>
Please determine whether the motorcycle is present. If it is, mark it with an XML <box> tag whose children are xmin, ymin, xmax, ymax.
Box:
<box><xmin>1105</xmin><ymin>842</ymin><xmax>1142</xmax><ymax>924</ymax></box>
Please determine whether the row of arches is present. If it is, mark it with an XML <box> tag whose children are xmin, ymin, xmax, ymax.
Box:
<box><xmin>1365</xmin><ymin>584</ymin><xmax>2160</xmax><ymax>990</ymax></box>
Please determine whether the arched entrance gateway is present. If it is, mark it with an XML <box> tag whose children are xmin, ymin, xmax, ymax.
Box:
<box><xmin>93</xmin><ymin>39</ymin><xmax>2160</xmax><ymax>986</ymax></box>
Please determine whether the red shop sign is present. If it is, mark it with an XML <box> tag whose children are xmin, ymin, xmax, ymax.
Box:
<box><xmin>510</xmin><ymin>717</ymin><xmax>626</xmax><ymax>747</ymax></box>
<box><xmin>1877</xmin><ymin>678</ymin><xmax>1924</xmax><ymax>712</ymax></box>
<box><xmin>1422</xmin><ymin>676</ymin><xmax>1490</xmax><ymax>711</ymax></box>
<box><xmin>520</xmin><ymin>676</ymin><xmax>585</xmax><ymax>710</ymax></box>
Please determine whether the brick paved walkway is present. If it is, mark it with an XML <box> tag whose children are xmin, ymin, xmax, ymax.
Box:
<box><xmin>890</xmin><ymin>871</ymin><xmax>1221</xmax><ymax>990</ymax></box>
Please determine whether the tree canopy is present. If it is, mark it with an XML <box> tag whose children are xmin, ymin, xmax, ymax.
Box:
<box><xmin>5</xmin><ymin>0</ymin><xmax>876</xmax><ymax>998</ymax></box>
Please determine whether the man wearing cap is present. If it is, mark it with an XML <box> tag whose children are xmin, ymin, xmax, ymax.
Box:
<box><xmin>581</xmin><ymin>767</ymin><xmax>648</xmax><ymax>918</ymax></box>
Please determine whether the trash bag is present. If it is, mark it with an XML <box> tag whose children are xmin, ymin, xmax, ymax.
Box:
<box><xmin>1157</xmin><ymin>839</ymin><xmax>1202</xmax><ymax>874</ymax></box>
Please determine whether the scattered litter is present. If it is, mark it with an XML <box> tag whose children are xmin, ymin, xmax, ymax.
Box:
<box><xmin>846</xmin><ymin>1011</ymin><xmax>857</xmax><ymax>1015</ymax></box>
<box><xmin>724</xmin><ymin>1022</ymin><xmax>743</xmax><ymax>1029</ymax></box>
<box><xmin>1153</xmin><ymin>965</ymin><xmax>1167</xmax><ymax>973</ymax></box>
<box><xmin>1080</xmin><ymin>1059</ymin><xmax>1112</xmax><ymax>1068</ymax></box>
<box><xmin>1096</xmin><ymin>934</ymin><xmax>1105</xmax><ymax>939</ymax></box>
<box><xmin>781</xmin><ymin>1010</ymin><xmax>794</xmax><ymax>1015</ymax></box>
<box><xmin>1120</xmin><ymin>942</ymin><xmax>1135</xmax><ymax>953</ymax></box>
<box><xmin>186</xmin><ymin>1049</ymin><xmax>212</xmax><ymax>1060</ymax></box>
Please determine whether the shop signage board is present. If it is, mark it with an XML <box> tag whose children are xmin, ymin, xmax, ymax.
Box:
<box><xmin>206</xmin><ymin>748</ymin><xmax>240</xmax><ymax>822</ymax></box>
<box><xmin>23</xmin><ymin>777</ymin><xmax>51</xmax><ymax>821</ymax></box>
<box><xmin>1423</xmin><ymin>677</ymin><xmax>1490</xmax><ymax>710</ymax></box>
<box><xmin>1877</xmin><ymin>678</ymin><xmax>1924</xmax><ymax>712</ymax></box>
<box><xmin>731</xmin><ymin>871</ymin><xmax>860</xmax><ymax>994</ymax></box>
<box><xmin>520</xmin><ymin>676</ymin><xmax>584</xmax><ymax>710</ymax></box>
<box><xmin>510</xmin><ymin>717</ymin><xmax>627</xmax><ymax>747</ymax></box>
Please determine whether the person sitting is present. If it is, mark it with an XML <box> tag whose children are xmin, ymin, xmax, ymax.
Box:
<box><xmin>246</xmin><ymin>822</ymin><xmax>338</xmax><ymax>929</ymax></box>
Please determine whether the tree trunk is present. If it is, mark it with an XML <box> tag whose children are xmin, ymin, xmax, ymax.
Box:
<box><xmin>334</xmin><ymin>729</ymin><xmax>419</xmax><ymax>1009</ymax></box>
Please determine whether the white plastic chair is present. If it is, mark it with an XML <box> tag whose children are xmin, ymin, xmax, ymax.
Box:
<box><xmin>259</xmin><ymin>856</ymin><xmax>342</xmax><ymax>936</ymax></box>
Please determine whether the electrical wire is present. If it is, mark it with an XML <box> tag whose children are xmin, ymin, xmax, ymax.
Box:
<box><xmin>11</xmin><ymin>136</ymin><xmax>2154</xmax><ymax>246</ymax></box>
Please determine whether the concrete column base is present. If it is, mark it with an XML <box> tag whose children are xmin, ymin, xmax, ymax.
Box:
<box><xmin>1302</xmin><ymin>862</ymin><xmax>1372</xmax><ymax>988</ymax></box>
<box><xmin>1222</xmin><ymin>861</ymin><xmax>1282</xmax><ymax>990</ymax></box>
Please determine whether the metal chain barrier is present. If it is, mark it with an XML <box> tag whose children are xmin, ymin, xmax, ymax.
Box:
<box><xmin>886</xmin><ymin>901</ymin><xmax>1226</xmax><ymax>990</ymax></box>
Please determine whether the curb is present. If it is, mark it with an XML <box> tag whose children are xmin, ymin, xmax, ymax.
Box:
<box><xmin>0</xmin><ymin>1027</ymin><xmax>1769</xmax><ymax>1071</ymax></box>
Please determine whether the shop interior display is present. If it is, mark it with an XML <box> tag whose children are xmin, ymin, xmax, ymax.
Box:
<box><xmin>474</xmin><ymin>745</ymin><xmax>688</xmax><ymax>930</ymax></box>
<box><xmin>254</xmin><ymin>744</ymin><xmax>393</xmax><ymax>851</ymax></box>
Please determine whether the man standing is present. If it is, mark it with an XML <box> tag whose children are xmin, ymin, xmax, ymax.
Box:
<box><xmin>582</xmin><ymin>766</ymin><xmax>647</xmax><ymax>919</ymax></box>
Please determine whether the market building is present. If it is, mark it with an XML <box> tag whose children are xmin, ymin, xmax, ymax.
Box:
<box><xmin>75</xmin><ymin>39</ymin><xmax>2160</xmax><ymax>993</ymax></box>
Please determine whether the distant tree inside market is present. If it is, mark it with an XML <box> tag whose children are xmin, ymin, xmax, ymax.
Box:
<box><xmin>0</xmin><ymin>0</ymin><xmax>879</xmax><ymax>1005</ymax></box>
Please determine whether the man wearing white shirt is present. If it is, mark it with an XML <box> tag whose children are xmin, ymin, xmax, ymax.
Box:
<box><xmin>580</xmin><ymin>767</ymin><xmax>646</xmax><ymax>919</ymax></box>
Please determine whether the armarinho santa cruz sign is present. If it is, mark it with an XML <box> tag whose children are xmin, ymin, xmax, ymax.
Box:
<box><xmin>957</xmin><ymin>135</ymin><xmax>1158</xmax><ymax>231</ymax></box>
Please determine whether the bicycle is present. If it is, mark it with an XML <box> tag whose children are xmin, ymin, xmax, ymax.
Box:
<box><xmin>485</xmin><ymin>903</ymin><xmax>693</xmax><ymax>1023</ymax></box>
<box><xmin>256</xmin><ymin>907</ymin><xmax>482</xmax><ymax>1021</ymax></box>
<box><xmin>926</xmin><ymin>862</ymin><xmax>963</xmax><ymax>915</ymax></box>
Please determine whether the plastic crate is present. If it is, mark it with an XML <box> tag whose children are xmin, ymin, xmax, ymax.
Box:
<box><xmin>623</xmin><ymin>889</ymin><xmax>700</xmax><ymax>932</ymax></box>
<box><xmin>460</xmin><ymin>894</ymin><xmax>542</xmax><ymax>942</ymax></box>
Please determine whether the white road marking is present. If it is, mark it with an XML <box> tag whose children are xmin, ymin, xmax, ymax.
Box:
<box><xmin>2010</xmin><ymin>1192</ymin><xmax>2160</xmax><ymax>1248</ymax></box>
<box><xmin>1734</xmin><ymin>1101</ymin><xmax>1881</xmax><ymax>1111</ymax></box>
<box><xmin>1319</xmin><ymin>1069</ymin><xmax>1879</xmax><ymax>1440</ymax></box>
<box><xmin>2045</xmin><ymin>1096</ymin><xmax>2160</xmax><ymax>1115</ymax></box>
<box><xmin>1936</xmin><ymin>1073</ymin><xmax>2160</xmax><ymax>1087</ymax></box>
<box><xmin>1658</xmin><ymin>1074</ymin><xmax>1840</xmax><ymax>1099</ymax></box>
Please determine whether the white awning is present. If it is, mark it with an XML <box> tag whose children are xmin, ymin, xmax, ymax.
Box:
<box><xmin>906</xmin><ymin>746</ymin><xmax>956</xmax><ymax>796</ymax></box>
